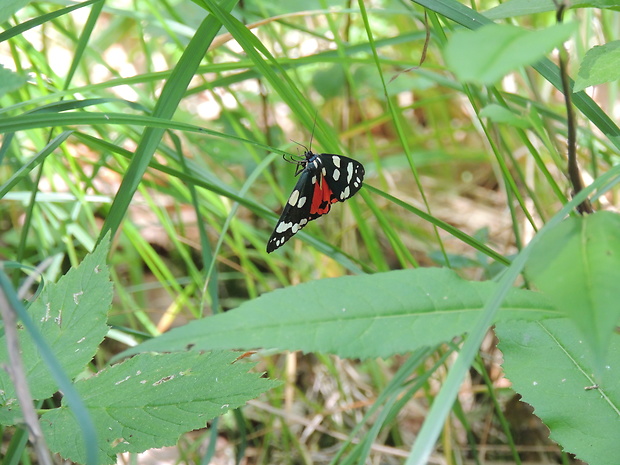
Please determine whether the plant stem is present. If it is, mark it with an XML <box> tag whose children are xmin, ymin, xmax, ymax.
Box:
<box><xmin>555</xmin><ymin>0</ymin><xmax>593</xmax><ymax>214</ymax></box>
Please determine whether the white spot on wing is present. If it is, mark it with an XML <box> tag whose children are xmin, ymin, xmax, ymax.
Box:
<box><xmin>332</xmin><ymin>156</ymin><xmax>341</xmax><ymax>168</ymax></box>
<box><xmin>332</xmin><ymin>170</ymin><xmax>340</xmax><ymax>181</ymax></box>
<box><xmin>341</xmin><ymin>186</ymin><xmax>350</xmax><ymax>199</ymax></box>
<box><xmin>288</xmin><ymin>190</ymin><xmax>300</xmax><ymax>206</ymax></box>
<box><xmin>276</xmin><ymin>222</ymin><xmax>292</xmax><ymax>233</ymax></box>
<box><xmin>346</xmin><ymin>163</ymin><xmax>353</xmax><ymax>182</ymax></box>
<box><xmin>297</xmin><ymin>196</ymin><xmax>306</xmax><ymax>208</ymax></box>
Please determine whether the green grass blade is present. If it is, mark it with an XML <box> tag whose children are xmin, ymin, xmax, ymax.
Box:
<box><xmin>99</xmin><ymin>0</ymin><xmax>240</xmax><ymax>244</ymax></box>
<box><xmin>0</xmin><ymin>0</ymin><xmax>103</xmax><ymax>44</ymax></box>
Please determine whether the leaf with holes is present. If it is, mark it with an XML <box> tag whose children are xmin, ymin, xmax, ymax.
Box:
<box><xmin>41</xmin><ymin>351</ymin><xmax>278</xmax><ymax>464</ymax></box>
<box><xmin>0</xmin><ymin>235</ymin><xmax>112</xmax><ymax>425</ymax></box>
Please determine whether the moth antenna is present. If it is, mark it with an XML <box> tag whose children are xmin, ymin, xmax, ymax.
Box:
<box><xmin>290</xmin><ymin>138</ymin><xmax>309</xmax><ymax>153</ymax></box>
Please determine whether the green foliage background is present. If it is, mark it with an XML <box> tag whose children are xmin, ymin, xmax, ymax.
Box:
<box><xmin>1</xmin><ymin>0</ymin><xmax>619</xmax><ymax>464</ymax></box>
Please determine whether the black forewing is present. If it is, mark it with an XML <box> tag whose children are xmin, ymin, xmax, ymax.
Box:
<box><xmin>266</xmin><ymin>168</ymin><xmax>316</xmax><ymax>253</ymax></box>
<box><xmin>317</xmin><ymin>153</ymin><xmax>365</xmax><ymax>201</ymax></box>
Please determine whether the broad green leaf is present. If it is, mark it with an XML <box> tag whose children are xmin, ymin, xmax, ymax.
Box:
<box><xmin>485</xmin><ymin>0</ymin><xmax>620</xmax><ymax>18</ymax></box>
<box><xmin>238</xmin><ymin>0</ymin><xmax>331</xmax><ymax>16</ymax></box>
<box><xmin>444</xmin><ymin>23</ymin><xmax>579</xmax><ymax>85</ymax></box>
<box><xmin>0</xmin><ymin>236</ymin><xmax>112</xmax><ymax>424</ymax></box>
<box><xmin>574</xmin><ymin>41</ymin><xmax>620</xmax><ymax>92</ymax></box>
<box><xmin>496</xmin><ymin>318</ymin><xmax>620</xmax><ymax>464</ymax></box>
<box><xmin>414</xmin><ymin>0</ymin><xmax>620</xmax><ymax>151</ymax></box>
<box><xmin>525</xmin><ymin>211</ymin><xmax>620</xmax><ymax>372</ymax></box>
<box><xmin>572</xmin><ymin>0</ymin><xmax>620</xmax><ymax>8</ymax></box>
<box><xmin>41</xmin><ymin>351</ymin><xmax>277</xmax><ymax>464</ymax></box>
<box><xmin>312</xmin><ymin>64</ymin><xmax>346</xmax><ymax>100</ymax></box>
<box><xmin>119</xmin><ymin>268</ymin><xmax>559</xmax><ymax>360</ymax></box>
<box><xmin>480</xmin><ymin>103</ymin><xmax>530</xmax><ymax>129</ymax></box>
<box><xmin>484</xmin><ymin>0</ymin><xmax>556</xmax><ymax>19</ymax></box>
<box><xmin>0</xmin><ymin>0</ymin><xmax>30</xmax><ymax>24</ymax></box>
<box><xmin>0</xmin><ymin>64</ymin><xmax>27</xmax><ymax>98</ymax></box>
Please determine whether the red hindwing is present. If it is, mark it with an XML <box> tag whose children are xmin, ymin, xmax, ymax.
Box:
<box><xmin>310</xmin><ymin>175</ymin><xmax>336</xmax><ymax>215</ymax></box>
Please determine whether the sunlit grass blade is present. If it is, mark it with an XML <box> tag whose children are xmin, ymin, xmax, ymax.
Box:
<box><xmin>99</xmin><ymin>0</ymin><xmax>240</xmax><ymax>243</ymax></box>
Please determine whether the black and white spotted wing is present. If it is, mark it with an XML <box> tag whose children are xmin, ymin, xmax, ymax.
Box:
<box><xmin>267</xmin><ymin>151</ymin><xmax>365</xmax><ymax>253</ymax></box>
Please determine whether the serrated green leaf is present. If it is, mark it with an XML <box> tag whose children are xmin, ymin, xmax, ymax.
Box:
<box><xmin>0</xmin><ymin>237</ymin><xmax>112</xmax><ymax>424</ymax></box>
<box><xmin>444</xmin><ymin>23</ymin><xmax>579</xmax><ymax>85</ymax></box>
<box><xmin>496</xmin><ymin>318</ymin><xmax>620</xmax><ymax>465</ymax></box>
<box><xmin>41</xmin><ymin>351</ymin><xmax>278</xmax><ymax>464</ymax></box>
<box><xmin>480</xmin><ymin>103</ymin><xmax>531</xmax><ymax>128</ymax></box>
<box><xmin>525</xmin><ymin>211</ymin><xmax>620</xmax><ymax>372</ymax></box>
<box><xmin>120</xmin><ymin>268</ymin><xmax>559</xmax><ymax>360</ymax></box>
<box><xmin>574</xmin><ymin>41</ymin><xmax>620</xmax><ymax>92</ymax></box>
<box><xmin>0</xmin><ymin>64</ymin><xmax>28</xmax><ymax>98</ymax></box>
